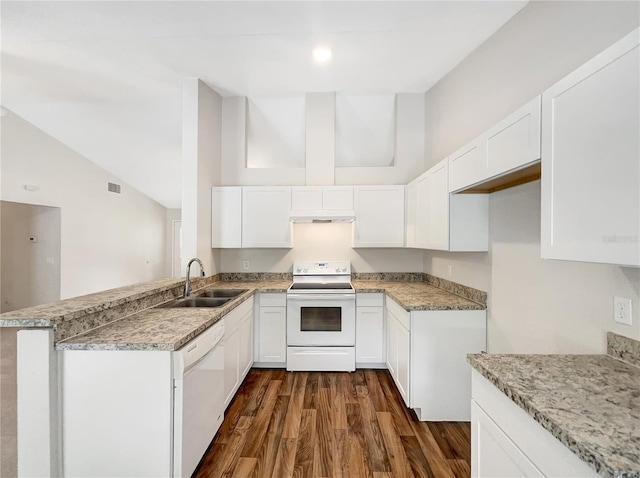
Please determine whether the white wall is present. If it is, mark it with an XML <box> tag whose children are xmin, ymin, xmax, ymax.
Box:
<box><xmin>221</xmin><ymin>223</ymin><xmax>424</xmax><ymax>273</ymax></box>
<box><xmin>423</xmin><ymin>1</ymin><xmax>640</xmax><ymax>353</ymax></box>
<box><xmin>1</xmin><ymin>202</ymin><xmax>61</xmax><ymax>312</ymax></box>
<box><xmin>165</xmin><ymin>208</ymin><xmax>181</xmax><ymax>277</ymax></box>
<box><xmin>181</xmin><ymin>79</ymin><xmax>222</xmax><ymax>276</ymax></box>
<box><xmin>0</xmin><ymin>112</ymin><xmax>168</xmax><ymax>299</ymax></box>
<box><xmin>221</xmin><ymin>93</ymin><xmax>425</xmax><ymax>186</ymax></box>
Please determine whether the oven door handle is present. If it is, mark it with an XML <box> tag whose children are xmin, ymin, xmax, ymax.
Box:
<box><xmin>287</xmin><ymin>293</ymin><xmax>355</xmax><ymax>301</ymax></box>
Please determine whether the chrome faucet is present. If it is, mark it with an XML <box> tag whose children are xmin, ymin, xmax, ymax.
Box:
<box><xmin>184</xmin><ymin>258</ymin><xmax>205</xmax><ymax>297</ymax></box>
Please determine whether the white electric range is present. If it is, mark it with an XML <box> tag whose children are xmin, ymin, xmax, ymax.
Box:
<box><xmin>286</xmin><ymin>261</ymin><xmax>356</xmax><ymax>372</ymax></box>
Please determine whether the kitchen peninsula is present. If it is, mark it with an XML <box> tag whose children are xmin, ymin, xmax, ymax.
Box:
<box><xmin>0</xmin><ymin>271</ymin><xmax>485</xmax><ymax>477</ymax></box>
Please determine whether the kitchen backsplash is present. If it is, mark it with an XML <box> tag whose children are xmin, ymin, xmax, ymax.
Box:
<box><xmin>218</xmin><ymin>272</ymin><xmax>293</xmax><ymax>282</ymax></box>
<box><xmin>423</xmin><ymin>274</ymin><xmax>487</xmax><ymax>306</ymax></box>
<box><xmin>607</xmin><ymin>332</ymin><xmax>640</xmax><ymax>368</ymax></box>
<box><xmin>351</xmin><ymin>272</ymin><xmax>424</xmax><ymax>282</ymax></box>
<box><xmin>353</xmin><ymin>272</ymin><xmax>487</xmax><ymax>306</ymax></box>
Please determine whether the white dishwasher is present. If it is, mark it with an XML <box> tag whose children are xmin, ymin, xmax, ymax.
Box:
<box><xmin>173</xmin><ymin>320</ymin><xmax>225</xmax><ymax>478</ymax></box>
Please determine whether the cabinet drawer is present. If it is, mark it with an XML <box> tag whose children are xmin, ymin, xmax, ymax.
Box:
<box><xmin>258</xmin><ymin>293</ymin><xmax>286</xmax><ymax>307</ymax></box>
<box><xmin>356</xmin><ymin>293</ymin><xmax>384</xmax><ymax>307</ymax></box>
<box><xmin>386</xmin><ymin>296</ymin><xmax>409</xmax><ymax>330</ymax></box>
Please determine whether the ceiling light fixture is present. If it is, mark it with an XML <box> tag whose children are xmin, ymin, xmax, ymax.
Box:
<box><xmin>312</xmin><ymin>47</ymin><xmax>332</xmax><ymax>63</ymax></box>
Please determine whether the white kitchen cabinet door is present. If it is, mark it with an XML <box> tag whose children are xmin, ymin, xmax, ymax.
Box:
<box><xmin>485</xmin><ymin>96</ymin><xmax>541</xmax><ymax>179</ymax></box>
<box><xmin>291</xmin><ymin>187</ymin><xmax>323</xmax><ymax>210</ymax></box>
<box><xmin>223</xmin><ymin>325</ymin><xmax>240</xmax><ymax>407</ymax></box>
<box><xmin>449</xmin><ymin>139</ymin><xmax>485</xmax><ymax>193</ymax></box>
<box><xmin>472</xmin><ymin>402</ymin><xmax>544</xmax><ymax>478</ymax></box>
<box><xmin>211</xmin><ymin>187</ymin><xmax>242</xmax><ymax>248</ymax></box>
<box><xmin>356</xmin><ymin>294</ymin><xmax>385</xmax><ymax>365</ymax></box>
<box><xmin>405</xmin><ymin>182</ymin><xmax>417</xmax><ymax>248</ymax></box>
<box><xmin>242</xmin><ymin>187</ymin><xmax>292</xmax><ymax>248</ymax></box>
<box><xmin>385</xmin><ymin>298</ymin><xmax>410</xmax><ymax>407</ymax></box>
<box><xmin>413</xmin><ymin>159</ymin><xmax>488</xmax><ymax>252</ymax></box>
<box><xmin>323</xmin><ymin>186</ymin><xmax>354</xmax><ymax>209</ymax></box>
<box><xmin>395</xmin><ymin>318</ymin><xmax>410</xmax><ymax>406</ymax></box>
<box><xmin>472</xmin><ymin>371</ymin><xmax>598</xmax><ymax>477</ymax></box>
<box><xmin>253</xmin><ymin>293</ymin><xmax>287</xmax><ymax>368</ymax></box>
<box><xmin>353</xmin><ymin>186</ymin><xmax>405</xmax><ymax>247</ymax></box>
<box><xmin>428</xmin><ymin>159</ymin><xmax>450</xmax><ymax>251</ymax></box>
<box><xmin>291</xmin><ymin>186</ymin><xmax>354</xmax><ymax>211</ymax></box>
<box><xmin>541</xmin><ymin>28</ymin><xmax>640</xmax><ymax>267</ymax></box>
<box><xmin>239</xmin><ymin>308</ymin><xmax>254</xmax><ymax>379</ymax></box>
<box><xmin>414</xmin><ymin>173</ymin><xmax>429</xmax><ymax>249</ymax></box>
<box><xmin>223</xmin><ymin>298</ymin><xmax>253</xmax><ymax>407</ymax></box>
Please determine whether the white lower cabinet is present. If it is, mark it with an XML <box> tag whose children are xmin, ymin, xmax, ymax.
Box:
<box><xmin>223</xmin><ymin>298</ymin><xmax>254</xmax><ymax>407</ymax></box>
<box><xmin>356</xmin><ymin>293</ymin><xmax>385</xmax><ymax>367</ymax></box>
<box><xmin>62</xmin><ymin>350</ymin><xmax>173</xmax><ymax>477</ymax></box>
<box><xmin>386</xmin><ymin>296</ymin><xmax>486</xmax><ymax>420</ymax></box>
<box><xmin>253</xmin><ymin>293</ymin><xmax>287</xmax><ymax>367</ymax></box>
<box><xmin>386</xmin><ymin>305</ymin><xmax>410</xmax><ymax>405</ymax></box>
<box><xmin>472</xmin><ymin>402</ymin><xmax>543</xmax><ymax>477</ymax></box>
<box><xmin>471</xmin><ymin>370</ymin><xmax>598</xmax><ymax>477</ymax></box>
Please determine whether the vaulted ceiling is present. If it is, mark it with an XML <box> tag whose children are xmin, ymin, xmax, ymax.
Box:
<box><xmin>1</xmin><ymin>1</ymin><xmax>528</xmax><ymax>208</ymax></box>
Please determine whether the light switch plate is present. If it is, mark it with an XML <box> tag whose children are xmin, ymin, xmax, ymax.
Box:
<box><xmin>613</xmin><ymin>297</ymin><xmax>632</xmax><ymax>325</ymax></box>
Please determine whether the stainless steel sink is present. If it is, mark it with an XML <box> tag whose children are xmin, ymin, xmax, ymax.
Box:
<box><xmin>160</xmin><ymin>297</ymin><xmax>231</xmax><ymax>308</ymax></box>
<box><xmin>196</xmin><ymin>289</ymin><xmax>247</xmax><ymax>299</ymax></box>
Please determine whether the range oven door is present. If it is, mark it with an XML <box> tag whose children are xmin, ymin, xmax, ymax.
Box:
<box><xmin>286</xmin><ymin>293</ymin><xmax>356</xmax><ymax>346</ymax></box>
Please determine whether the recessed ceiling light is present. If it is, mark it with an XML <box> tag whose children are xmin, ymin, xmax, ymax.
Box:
<box><xmin>312</xmin><ymin>47</ymin><xmax>332</xmax><ymax>63</ymax></box>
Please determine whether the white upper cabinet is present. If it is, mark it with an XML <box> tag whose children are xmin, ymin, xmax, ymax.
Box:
<box><xmin>541</xmin><ymin>28</ymin><xmax>639</xmax><ymax>267</ymax></box>
<box><xmin>291</xmin><ymin>186</ymin><xmax>354</xmax><ymax>210</ymax></box>
<box><xmin>485</xmin><ymin>95</ymin><xmax>541</xmax><ymax>178</ymax></box>
<box><xmin>408</xmin><ymin>159</ymin><xmax>488</xmax><ymax>252</ymax></box>
<box><xmin>405</xmin><ymin>182</ymin><xmax>417</xmax><ymax>248</ymax></box>
<box><xmin>449</xmin><ymin>96</ymin><xmax>542</xmax><ymax>194</ymax></box>
<box><xmin>211</xmin><ymin>187</ymin><xmax>242</xmax><ymax>248</ymax></box>
<box><xmin>428</xmin><ymin>159</ymin><xmax>450</xmax><ymax>250</ymax></box>
<box><xmin>242</xmin><ymin>187</ymin><xmax>292</xmax><ymax>248</ymax></box>
<box><xmin>353</xmin><ymin>186</ymin><xmax>405</xmax><ymax>247</ymax></box>
<box><xmin>449</xmin><ymin>140</ymin><xmax>485</xmax><ymax>193</ymax></box>
<box><xmin>322</xmin><ymin>186</ymin><xmax>354</xmax><ymax>209</ymax></box>
<box><xmin>291</xmin><ymin>187</ymin><xmax>323</xmax><ymax>210</ymax></box>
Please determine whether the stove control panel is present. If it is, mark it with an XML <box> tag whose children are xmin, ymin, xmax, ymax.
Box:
<box><xmin>293</xmin><ymin>261</ymin><xmax>351</xmax><ymax>276</ymax></box>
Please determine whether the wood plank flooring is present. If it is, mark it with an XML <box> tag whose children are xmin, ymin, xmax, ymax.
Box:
<box><xmin>194</xmin><ymin>369</ymin><xmax>470</xmax><ymax>478</ymax></box>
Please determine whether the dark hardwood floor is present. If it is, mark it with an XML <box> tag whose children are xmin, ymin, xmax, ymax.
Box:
<box><xmin>194</xmin><ymin>369</ymin><xmax>471</xmax><ymax>478</ymax></box>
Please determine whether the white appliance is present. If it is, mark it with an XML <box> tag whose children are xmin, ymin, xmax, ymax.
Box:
<box><xmin>286</xmin><ymin>261</ymin><xmax>356</xmax><ymax>371</ymax></box>
<box><xmin>173</xmin><ymin>320</ymin><xmax>225</xmax><ymax>477</ymax></box>
<box><xmin>289</xmin><ymin>209</ymin><xmax>355</xmax><ymax>223</ymax></box>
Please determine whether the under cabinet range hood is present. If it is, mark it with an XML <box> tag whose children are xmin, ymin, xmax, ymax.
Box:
<box><xmin>289</xmin><ymin>209</ymin><xmax>355</xmax><ymax>223</ymax></box>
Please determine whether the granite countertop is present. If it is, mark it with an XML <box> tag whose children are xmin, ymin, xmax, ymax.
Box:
<box><xmin>468</xmin><ymin>352</ymin><xmax>640</xmax><ymax>478</ymax></box>
<box><xmin>4</xmin><ymin>273</ymin><xmax>484</xmax><ymax>351</ymax></box>
<box><xmin>354</xmin><ymin>280</ymin><xmax>485</xmax><ymax>311</ymax></box>
<box><xmin>56</xmin><ymin>280</ymin><xmax>291</xmax><ymax>351</ymax></box>
<box><xmin>0</xmin><ymin>277</ymin><xmax>184</xmax><ymax>327</ymax></box>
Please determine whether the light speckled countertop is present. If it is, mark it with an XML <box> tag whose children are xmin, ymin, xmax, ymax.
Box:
<box><xmin>0</xmin><ymin>277</ymin><xmax>183</xmax><ymax>327</ymax></box>
<box><xmin>354</xmin><ymin>280</ymin><xmax>484</xmax><ymax>310</ymax></box>
<box><xmin>468</xmin><ymin>352</ymin><xmax>640</xmax><ymax>478</ymax></box>
<box><xmin>3</xmin><ymin>275</ymin><xmax>484</xmax><ymax>350</ymax></box>
<box><xmin>56</xmin><ymin>280</ymin><xmax>291</xmax><ymax>351</ymax></box>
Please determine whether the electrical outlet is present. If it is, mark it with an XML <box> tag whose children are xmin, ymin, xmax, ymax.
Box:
<box><xmin>613</xmin><ymin>297</ymin><xmax>632</xmax><ymax>325</ymax></box>
<box><xmin>447</xmin><ymin>264</ymin><xmax>453</xmax><ymax>276</ymax></box>
<box><xmin>242</xmin><ymin>260</ymin><xmax>250</xmax><ymax>270</ymax></box>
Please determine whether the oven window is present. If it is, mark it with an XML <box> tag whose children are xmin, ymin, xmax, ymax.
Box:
<box><xmin>300</xmin><ymin>307</ymin><xmax>342</xmax><ymax>332</ymax></box>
